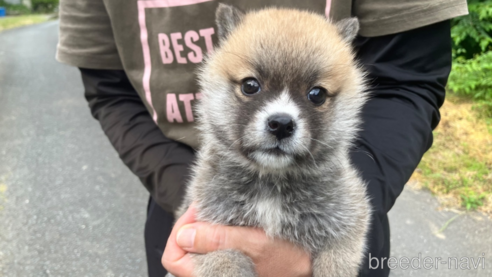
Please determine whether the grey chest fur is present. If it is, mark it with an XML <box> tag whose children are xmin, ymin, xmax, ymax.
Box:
<box><xmin>191</xmin><ymin>166</ymin><xmax>357</xmax><ymax>253</ymax></box>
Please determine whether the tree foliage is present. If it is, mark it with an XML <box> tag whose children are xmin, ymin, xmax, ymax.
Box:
<box><xmin>0</xmin><ymin>0</ymin><xmax>31</xmax><ymax>15</ymax></box>
<box><xmin>449</xmin><ymin>0</ymin><xmax>492</xmax><ymax>112</ymax></box>
<box><xmin>31</xmin><ymin>0</ymin><xmax>59</xmax><ymax>13</ymax></box>
<box><xmin>0</xmin><ymin>0</ymin><xmax>58</xmax><ymax>14</ymax></box>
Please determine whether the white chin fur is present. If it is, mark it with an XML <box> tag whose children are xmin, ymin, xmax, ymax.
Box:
<box><xmin>249</xmin><ymin>151</ymin><xmax>294</xmax><ymax>169</ymax></box>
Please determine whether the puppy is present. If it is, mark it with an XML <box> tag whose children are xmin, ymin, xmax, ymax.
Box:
<box><xmin>168</xmin><ymin>4</ymin><xmax>370</xmax><ymax>277</ymax></box>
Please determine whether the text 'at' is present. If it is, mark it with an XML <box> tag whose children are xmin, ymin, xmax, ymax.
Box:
<box><xmin>166</xmin><ymin>93</ymin><xmax>202</xmax><ymax>123</ymax></box>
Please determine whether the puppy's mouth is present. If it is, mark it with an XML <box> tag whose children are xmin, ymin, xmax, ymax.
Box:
<box><xmin>261</xmin><ymin>146</ymin><xmax>288</xmax><ymax>156</ymax></box>
<box><xmin>239</xmin><ymin>144</ymin><xmax>296</xmax><ymax>170</ymax></box>
<box><xmin>240</xmin><ymin>142</ymin><xmax>291</xmax><ymax>156</ymax></box>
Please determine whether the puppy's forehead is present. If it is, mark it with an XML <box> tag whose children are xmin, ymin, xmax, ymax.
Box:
<box><xmin>217</xmin><ymin>9</ymin><xmax>355</xmax><ymax>93</ymax></box>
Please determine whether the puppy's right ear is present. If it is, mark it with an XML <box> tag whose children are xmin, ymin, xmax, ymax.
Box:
<box><xmin>335</xmin><ymin>17</ymin><xmax>359</xmax><ymax>43</ymax></box>
<box><xmin>216</xmin><ymin>3</ymin><xmax>244</xmax><ymax>42</ymax></box>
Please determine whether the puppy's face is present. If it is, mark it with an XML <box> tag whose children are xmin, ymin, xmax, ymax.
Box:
<box><xmin>198</xmin><ymin>6</ymin><xmax>366</xmax><ymax>171</ymax></box>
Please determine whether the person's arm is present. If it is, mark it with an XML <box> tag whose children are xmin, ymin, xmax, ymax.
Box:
<box><xmin>79</xmin><ymin>68</ymin><xmax>195</xmax><ymax>213</ymax></box>
<box><xmin>352</xmin><ymin>20</ymin><xmax>451</xmax><ymax>276</ymax></box>
<box><xmin>57</xmin><ymin>0</ymin><xmax>195</xmax><ymax>212</ymax></box>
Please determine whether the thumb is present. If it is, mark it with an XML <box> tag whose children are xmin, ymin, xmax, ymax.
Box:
<box><xmin>162</xmin><ymin>204</ymin><xmax>197</xmax><ymax>265</ymax></box>
<box><xmin>176</xmin><ymin>223</ymin><xmax>267</xmax><ymax>257</ymax></box>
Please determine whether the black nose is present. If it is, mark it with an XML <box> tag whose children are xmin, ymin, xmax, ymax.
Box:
<box><xmin>267</xmin><ymin>114</ymin><xmax>295</xmax><ymax>140</ymax></box>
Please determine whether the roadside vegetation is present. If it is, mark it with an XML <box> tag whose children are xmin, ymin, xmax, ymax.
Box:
<box><xmin>411</xmin><ymin>0</ymin><xmax>492</xmax><ymax>214</ymax></box>
<box><xmin>0</xmin><ymin>0</ymin><xmax>57</xmax><ymax>32</ymax></box>
<box><xmin>0</xmin><ymin>14</ymin><xmax>50</xmax><ymax>32</ymax></box>
<box><xmin>412</xmin><ymin>96</ymin><xmax>492</xmax><ymax>214</ymax></box>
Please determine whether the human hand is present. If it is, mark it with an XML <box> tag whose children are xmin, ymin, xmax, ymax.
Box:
<box><xmin>162</xmin><ymin>204</ymin><xmax>312</xmax><ymax>277</ymax></box>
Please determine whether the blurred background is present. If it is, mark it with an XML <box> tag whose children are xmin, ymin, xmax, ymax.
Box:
<box><xmin>0</xmin><ymin>0</ymin><xmax>491</xmax><ymax>276</ymax></box>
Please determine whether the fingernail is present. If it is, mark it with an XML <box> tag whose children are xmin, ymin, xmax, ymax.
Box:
<box><xmin>177</xmin><ymin>228</ymin><xmax>196</xmax><ymax>249</ymax></box>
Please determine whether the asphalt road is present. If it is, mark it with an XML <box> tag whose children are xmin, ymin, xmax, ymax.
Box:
<box><xmin>0</xmin><ymin>21</ymin><xmax>148</xmax><ymax>276</ymax></box>
<box><xmin>388</xmin><ymin>185</ymin><xmax>491</xmax><ymax>277</ymax></box>
<box><xmin>0</xmin><ymin>21</ymin><xmax>491</xmax><ymax>277</ymax></box>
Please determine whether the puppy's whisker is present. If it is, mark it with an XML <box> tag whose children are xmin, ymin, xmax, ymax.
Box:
<box><xmin>300</xmin><ymin>144</ymin><xmax>319</xmax><ymax>169</ymax></box>
<box><xmin>228</xmin><ymin>134</ymin><xmax>248</xmax><ymax>150</ymax></box>
<box><xmin>310</xmin><ymin>138</ymin><xmax>335</xmax><ymax>150</ymax></box>
<box><xmin>352</xmin><ymin>149</ymin><xmax>375</xmax><ymax>161</ymax></box>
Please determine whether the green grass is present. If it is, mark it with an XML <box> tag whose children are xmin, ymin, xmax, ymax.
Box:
<box><xmin>412</xmin><ymin>95</ymin><xmax>492</xmax><ymax>214</ymax></box>
<box><xmin>0</xmin><ymin>14</ymin><xmax>50</xmax><ymax>32</ymax></box>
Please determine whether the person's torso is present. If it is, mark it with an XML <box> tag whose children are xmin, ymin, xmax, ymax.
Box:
<box><xmin>102</xmin><ymin>0</ymin><xmax>341</xmax><ymax>149</ymax></box>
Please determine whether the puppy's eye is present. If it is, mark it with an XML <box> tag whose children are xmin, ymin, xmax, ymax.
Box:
<box><xmin>241</xmin><ymin>78</ymin><xmax>261</xmax><ymax>95</ymax></box>
<box><xmin>307</xmin><ymin>87</ymin><xmax>328</xmax><ymax>105</ymax></box>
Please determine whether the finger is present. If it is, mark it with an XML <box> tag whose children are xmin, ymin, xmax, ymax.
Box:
<box><xmin>162</xmin><ymin>204</ymin><xmax>197</xmax><ymax>273</ymax></box>
<box><xmin>164</xmin><ymin>252</ymin><xmax>195</xmax><ymax>277</ymax></box>
<box><xmin>176</xmin><ymin>223</ymin><xmax>267</xmax><ymax>259</ymax></box>
<box><xmin>165</xmin><ymin>204</ymin><xmax>197</xmax><ymax>261</ymax></box>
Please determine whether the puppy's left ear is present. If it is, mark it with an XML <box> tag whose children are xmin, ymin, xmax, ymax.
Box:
<box><xmin>335</xmin><ymin>17</ymin><xmax>359</xmax><ymax>43</ymax></box>
<box><xmin>216</xmin><ymin>3</ymin><xmax>244</xmax><ymax>42</ymax></box>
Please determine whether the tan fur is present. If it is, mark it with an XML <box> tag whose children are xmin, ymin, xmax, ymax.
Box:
<box><xmin>210</xmin><ymin>9</ymin><xmax>359</xmax><ymax>103</ymax></box>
